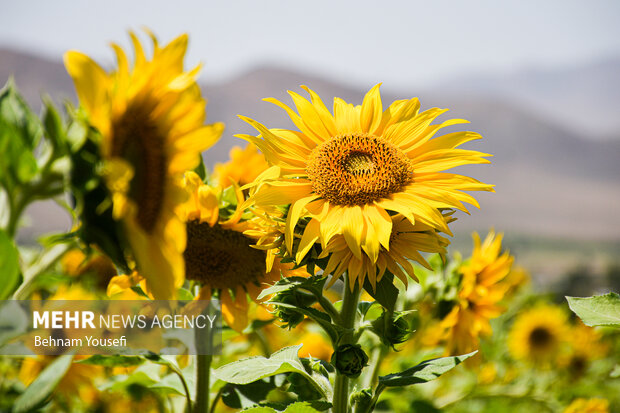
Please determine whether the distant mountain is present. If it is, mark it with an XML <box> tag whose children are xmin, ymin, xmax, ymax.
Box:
<box><xmin>0</xmin><ymin>48</ymin><xmax>75</xmax><ymax>109</ymax></box>
<box><xmin>433</xmin><ymin>57</ymin><xmax>620</xmax><ymax>139</ymax></box>
<box><xmin>1</xmin><ymin>49</ymin><xmax>619</xmax><ymax>245</ymax></box>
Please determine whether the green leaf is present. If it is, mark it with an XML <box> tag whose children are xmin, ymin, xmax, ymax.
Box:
<box><xmin>0</xmin><ymin>79</ymin><xmax>42</xmax><ymax>183</ymax></box>
<box><xmin>214</xmin><ymin>345</ymin><xmax>328</xmax><ymax>398</ymax></box>
<box><xmin>284</xmin><ymin>401</ymin><xmax>325</xmax><ymax>412</ymax></box>
<box><xmin>13</xmin><ymin>354</ymin><xmax>74</xmax><ymax>413</ymax></box>
<box><xmin>363</xmin><ymin>271</ymin><xmax>399</xmax><ymax>313</ymax></box>
<box><xmin>194</xmin><ymin>155</ymin><xmax>208</xmax><ymax>181</ymax></box>
<box><xmin>0</xmin><ymin>229</ymin><xmax>21</xmax><ymax>299</ymax></box>
<box><xmin>43</xmin><ymin>99</ymin><xmax>66</xmax><ymax>156</ymax></box>
<box><xmin>242</xmin><ymin>407</ymin><xmax>277</xmax><ymax>413</ymax></box>
<box><xmin>76</xmin><ymin>355</ymin><xmax>145</xmax><ymax>367</ymax></box>
<box><xmin>0</xmin><ymin>300</ymin><xmax>28</xmax><ymax>345</ymax></box>
<box><xmin>257</xmin><ymin>276</ymin><xmax>327</xmax><ymax>300</ymax></box>
<box><xmin>567</xmin><ymin>293</ymin><xmax>620</xmax><ymax>328</ymax></box>
<box><xmin>378</xmin><ymin>351</ymin><xmax>477</xmax><ymax>387</ymax></box>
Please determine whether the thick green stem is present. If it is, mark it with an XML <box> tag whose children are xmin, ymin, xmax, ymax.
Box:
<box><xmin>332</xmin><ymin>276</ymin><xmax>360</xmax><ymax>413</ymax></box>
<box><xmin>194</xmin><ymin>321</ymin><xmax>214</xmax><ymax>413</ymax></box>
<box><xmin>194</xmin><ymin>354</ymin><xmax>211</xmax><ymax>413</ymax></box>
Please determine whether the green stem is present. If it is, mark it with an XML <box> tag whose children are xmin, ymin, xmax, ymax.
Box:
<box><xmin>194</xmin><ymin>320</ymin><xmax>215</xmax><ymax>413</ymax></box>
<box><xmin>332</xmin><ymin>276</ymin><xmax>360</xmax><ymax>413</ymax></box>
<box><xmin>194</xmin><ymin>354</ymin><xmax>212</xmax><ymax>413</ymax></box>
<box><xmin>316</xmin><ymin>293</ymin><xmax>342</xmax><ymax>324</ymax></box>
<box><xmin>170</xmin><ymin>367</ymin><xmax>193</xmax><ymax>413</ymax></box>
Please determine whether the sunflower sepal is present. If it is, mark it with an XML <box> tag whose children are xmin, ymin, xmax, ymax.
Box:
<box><xmin>370</xmin><ymin>310</ymin><xmax>415</xmax><ymax>349</ymax></box>
<box><xmin>362</xmin><ymin>271</ymin><xmax>400</xmax><ymax>313</ymax></box>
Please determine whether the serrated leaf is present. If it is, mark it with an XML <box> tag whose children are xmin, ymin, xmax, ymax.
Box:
<box><xmin>0</xmin><ymin>229</ymin><xmax>20</xmax><ymax>299</ymax></box>
<box><xmin>76</xmin><ymin>355</ymin><xmax>145</xmax><ymax>367</ymax></box>
<box><xmin>363</xmin><ymin>271</ymin><xmax>399</xmax><ymax>313</ymax></box>
<box><xmin>242</xmin><ymin>407</ymin><xmax>277</xmax><ymax>413</ymax></box>
<box><xmin>284</xmin><ymin>401</ymin><xmax>325</xmax><ymax>412</ymax></box>
<box><xmin>214</xmin><ymin>345</ymin><xmax>328</xmax><ymax>398</ymax></box>
<box><xmin>257</xmin><ymin>276</ymin><xmax>327</xmax><ymax>300</ymax></box>
<box><xmin>378</xmin><ymin>351</ymin><xmax>476</xmax><ymax>387</ymax></box>
<box><xmin>13</xmin><ymin>354</ymin><xmax>74</xmax><ymax>413</ymax></box>
<box><xmin>567</xmin><ymin>293</ymin><xmax>620</xmax><ymax>327</ymax></box>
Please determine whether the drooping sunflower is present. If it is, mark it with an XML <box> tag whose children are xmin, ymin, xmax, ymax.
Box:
<box><xmin>239</xmin><ymin>85</ymin><xmax>493</xmax><ymax>289</ymax></box>
<box><xmin>64</xmin><ymin>31</ymin><xmax>223</xmax><ymax>299</ymax></box>
<box><xmin>319</xmin><ymin>213</ymin><xmax>451</xmax><ymax>289</ymax></box>
<box><xmin>508</xmin><ymin>304</ymin><xmax>570</xmax><ymax>366</ymax></box>
<box><xmin>213</xmin><ymin>144</ymin><xmax>270</xmax><ymax>188</ymax></box>
<box><xmin>180</xmin><ymin>171</ymin><xmax>308</xmax><ymax>332</ymax></box>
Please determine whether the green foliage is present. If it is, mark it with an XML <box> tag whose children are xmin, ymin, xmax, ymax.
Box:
<box><xmin>0</xmin><ymin>229</ymin><xmax>20</xmax><ymax>299</ymax></box>
<box><xmin>363</xmin><ymin>271</ymin><xmax>399</xmax><ymax>313</ymax></box>
<box><xmin>378</xmin><ymin>351</ymin><xmax>477</xmax><ymax>387</ymax></box>
<box><xmin>567</xmin><ymin>293</ymin><xmax>620</xmax><ymax>328</ymax></box>
<box><xmin>68</xmin><ymin>123</ymin><xmax>130</xmax><ymax>272</ymax></box>
<box><xmin>13</xmin><ymin>354</ymin><xmax>74</xmax><ymax>413</ymax></box>
<box><xmin>370</xmin><ymin>310</ymin><xmax>414</xmax><ymax>349</ymax></box>
<box><xmin>213</xmin><ymin>345</ymin><xmax>330</xmax><ymax>399</ymax></box>
<box><xmin>77</xmin><ymin>355</ymin><xmax>146</xmax><ymax>367</ymax></box>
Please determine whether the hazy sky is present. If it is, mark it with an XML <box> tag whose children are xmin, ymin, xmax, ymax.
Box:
<box><xmin>2</xmin><ymin>0</ymin><xmax>619</xmax><ymax>89</ymax></box>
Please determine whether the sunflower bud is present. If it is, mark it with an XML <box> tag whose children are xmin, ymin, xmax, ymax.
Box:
<box><xmin>330</xmin><ymin>344</ymin><xmax>369</xmax><ymax>378</ymax></box>
<box><xmin>272</xmin><ymin>289</ymin><xmax>317</xmax><ymax>329</ymax></box>
<box><xmin>350</xmin><ymin>388</ymin><xmax>373</xmax><ymax>409</ymax></box>
<box><xmin>371</xmin><ymin>311</ymin><xmax>412</xmax><ymax>348</ymax></box>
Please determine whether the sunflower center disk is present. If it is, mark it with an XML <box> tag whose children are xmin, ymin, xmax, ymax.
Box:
<box><xmin>111</xmin><ymin>103</ymin><xmax>166</xmax><ymax>233</ymax></box>
<box><xmin>307</xmin><ymin>134</ymin><xmax>413</xmax><ymax>206</ymax></box>
<box><xmin>528</xmin><ymin>327</ymin><xmax>553</xmax><ymax>349</ymax></box>
<box><xmin>184</xmin><ymin>220</ymin><xmax>266</xmax><ymax>290</ymax></box>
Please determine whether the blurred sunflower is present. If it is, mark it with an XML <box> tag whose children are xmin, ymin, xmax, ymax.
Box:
<box><xmin>508</xmin><ymin>304</ymin><xmax>570</xmax><ymax>366</ymax></box>
<box><xmin>560</xmin><ymin>321</ymin><xmax>608</xmax><ymax>378</ymax></box>
<box><xmin>430</xmin><ymin>231</ymin><xmax>515</xmax><ymax>355</ymax></box>
<box><xmin>19</xmin><ymin>356</ymin><xmax>101</xmax><ymax>407</ymax></box>
<box><xmin>180</xmin><ymin>171</ymin><xmax>308</xmax><ymax>332</ymax></box>
<box><xmin>61</xmin><ymin>248</ymin><xmax>118</xmax><ymax>289</ymax></box>
<box><xmin>563</xmin><ymin>398</ymin><xmax>609</xmax><ymax>413</ymax></box>
<box><xmin>239</xmin><ymin>84</ymin><xmax>493</xmax><ymax>289</ymax></box>
<box><xmin>319</xmin><ymin>213</ymin><xmax>450</xmax><ymax>289</ymax></box>
<box><xmin>64</xmin><ymin>31</ymin><xmax>223</xmax><ymax>299</ymax></box>
<box><xmin>213</xmin><ymin>144</ymin><xmax>269</xmax><ymax>187</ymax></box>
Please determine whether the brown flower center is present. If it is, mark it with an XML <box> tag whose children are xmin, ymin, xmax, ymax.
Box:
<box><xmin>184</xmin><ymin>220</ymin><xmax>266</xmax><ymax>290</ymax></box>
<box><xmin>306</xmin><ymin>134</ymin><xmax>413</xmax><ymax>206</ymax></box>
<box><xmin>529</xmin><ymin>326</ymin><xmax>553</xmax><ymax>349</ymax></box>
<box><xmin>111</xmin><ymin>102</ymin><xmax>166</xmax><ymax>233</ymax></box>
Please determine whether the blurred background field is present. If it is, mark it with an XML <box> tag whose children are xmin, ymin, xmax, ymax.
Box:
<box><xmin>1</xmin><ymin>0</ymin><xmax>618</xmax><ymax>296</ymax></box>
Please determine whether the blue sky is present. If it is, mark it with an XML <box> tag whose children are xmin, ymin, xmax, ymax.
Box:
<box><xmin>2</xmin><ymin>0</ymin><xmax>619</xmax><ymax>89</ymax></box>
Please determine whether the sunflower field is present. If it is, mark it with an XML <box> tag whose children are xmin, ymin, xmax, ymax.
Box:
<box><xmin>0</xmin><ymin>31</ymin><xmax>618</xmax><ymax>413</ymax></box>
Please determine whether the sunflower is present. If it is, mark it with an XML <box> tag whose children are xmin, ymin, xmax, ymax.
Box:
<box><xmin>431</xmin><ymin>231</ymin><xmax>515</xmax><ymax>355</ymax></box>
<box><xmin>560</xmin><ymin>321</ymin><xmax>608</xmax><ymax>378</ymax></box>
<box><xmin>19</xmin><ymin>356</ymin><xmax>102</xmax><ymax>407</ymax></box>
<box><xmin>238</xmin><ymin>84</ymin><xmax>493</xmax><ymax>289</ymax></box>
<box><xmin>508</xmin><ymin>304</ymin><xmax>570</xmax><ymax>366</ymax></box>
<box><xmin>64</xmin><ymin>31</ymin><xmax>223</xmax><ymax>299</ymax></box>
<box><xmin>319</xmin><ymin>213</ymin><xmax>450</xmax><ymax>289</ymax></box>
<box><xmin>563</xmin><ymin>398</ymin><xmax>609</xmax><ymax>413</ymax></box>
<box><xmin>61</xmin><ymin>248</ymin><xmax>117</xmax><ymax>289</ymax></box>
<box><xmin>213</xmin><ymin>144</ymin><xmax>270</xmax><ymax>188</ymax></box>
<box><xmin>181</xmin><ymin>171</ymin><xmax>308</xmax><ymax>332</ymax></box>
